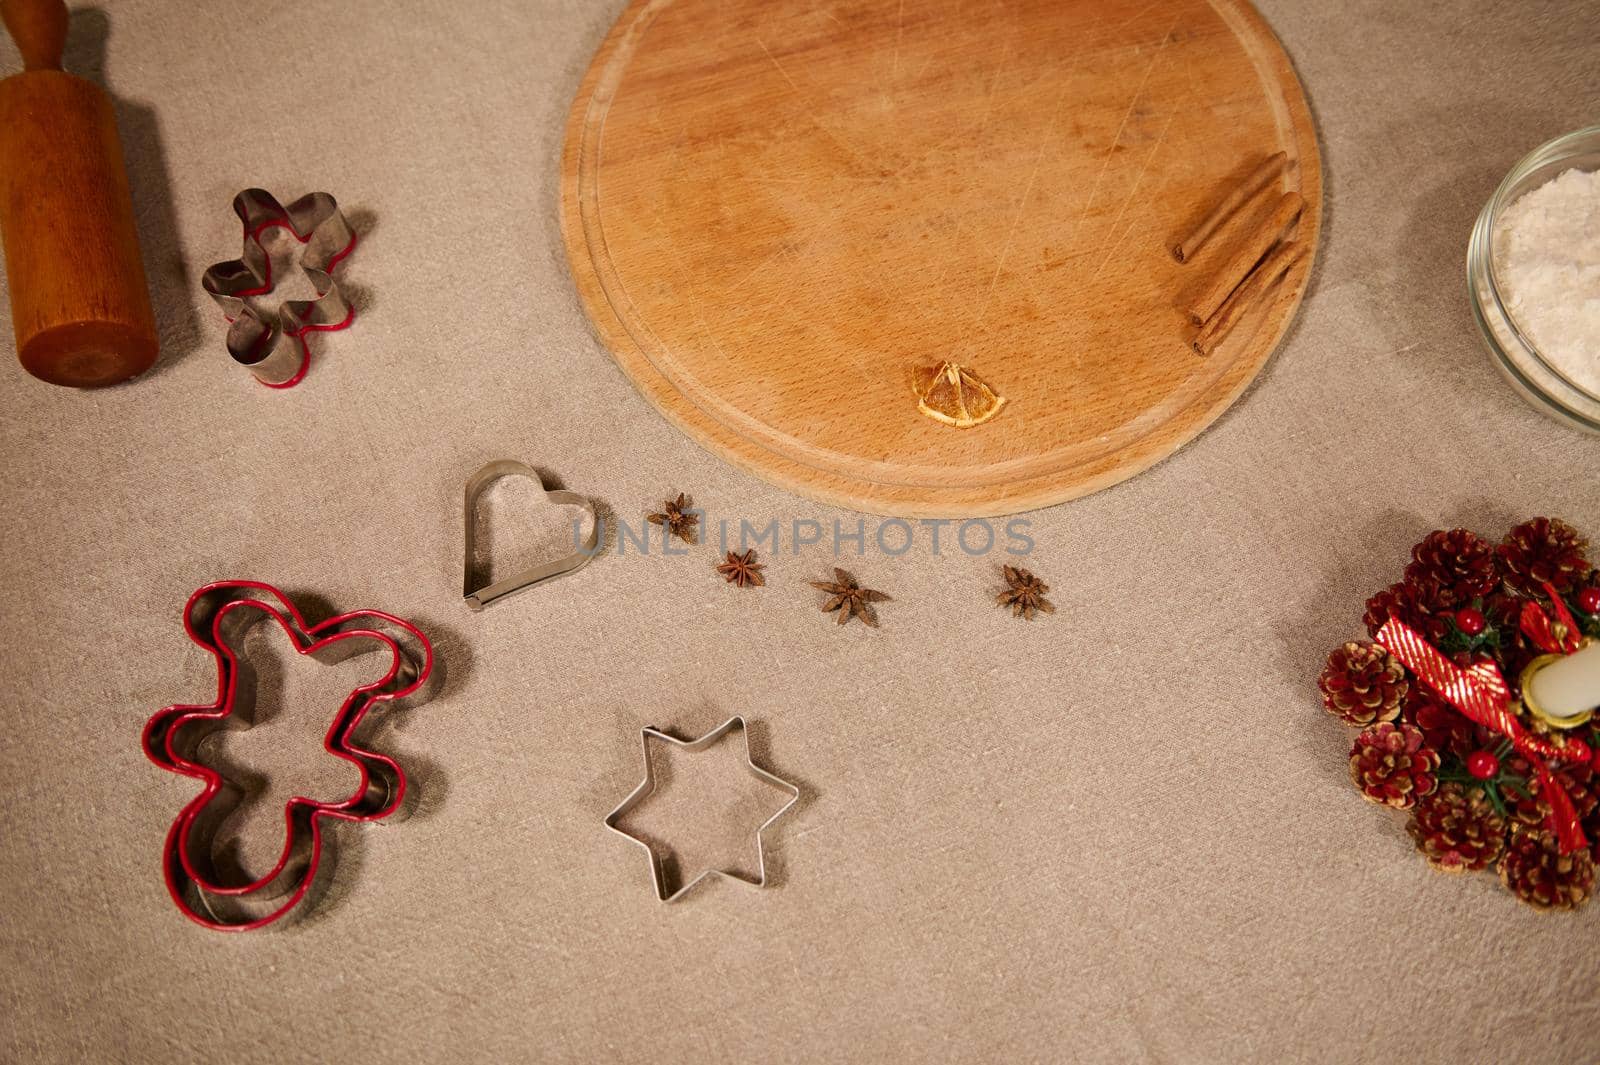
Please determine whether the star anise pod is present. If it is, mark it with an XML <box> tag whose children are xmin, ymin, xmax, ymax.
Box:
<box><xmin>997</xmin><ymin>565</ymin><xmax>1054</xmax><ymax>620</ymax></box>
<box><xmin>646</xmin><ymin>493</ymin><xmax>698</xmax><ymax>545</ymax></box>
<box><xmin>716</xmin><ymin>549</ymin><xmax>765</xmax><ymax>587</ymax></box>
<box><xmin>809</xmin><ymin>567</ymin><xmax>891</xmax><ymax>627</ymax></box>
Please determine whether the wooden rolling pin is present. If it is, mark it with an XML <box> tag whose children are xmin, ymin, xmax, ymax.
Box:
<box><xmin>0</xmin><ymin>0</ymin><xmax>157</xmax><ymax>387</ymax></box>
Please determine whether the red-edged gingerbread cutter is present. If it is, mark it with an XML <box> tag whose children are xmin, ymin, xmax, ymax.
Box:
<box><xmin>201</xmin><ymin>190</ymin><xmax>357</xmax><ymax>388</ymax></box>
<box><xmin>142</xmin><ymin>582</ymin><xmax>433</xmax><ymax>931</ymax></box>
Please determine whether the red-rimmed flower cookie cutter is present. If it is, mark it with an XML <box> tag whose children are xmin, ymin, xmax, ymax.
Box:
<box><xmin>201</xmin><ymin>190</ymin><xmax>357</xmax><ymax>388</ymax></box>
<box><xmin>142</xmin><ymin>582</ymin><xmax>433</xmax><ymax>931</ymax></box>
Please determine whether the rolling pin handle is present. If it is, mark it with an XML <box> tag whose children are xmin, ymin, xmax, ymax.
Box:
<box><xmin>1</xmin><ymin>0</ymin><xmax>68</xmax><ymax>72</ymax></box>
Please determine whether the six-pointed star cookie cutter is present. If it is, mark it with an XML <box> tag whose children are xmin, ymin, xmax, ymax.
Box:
<box><xmin>463</xmin><ymin>460</ymin><xmax>599</xmax><ymax>611</ymax></box>
<box><xmin>605</xmin><ymin>716</ymin><xmax>800</xmax><ymax>902</ymax></box>
<box><xmin>142</xmin><ymin>581</ymin><xmax>434</xmax><ymax>931</ymax></box>
<box><xmin>201</xmin><ymin>189</ymin><xmax>357</xmax><ymax>388</ymax></box>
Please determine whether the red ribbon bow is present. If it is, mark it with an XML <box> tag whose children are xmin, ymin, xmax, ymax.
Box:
<box><xmin>1375</xmin><ymin>587</ymin><xmax>1586</xmax><ymax>856</ymax></box>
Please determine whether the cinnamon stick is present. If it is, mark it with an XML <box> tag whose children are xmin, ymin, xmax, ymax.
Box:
<box><xmin>1186</xmin><ymin>190</ymin><xmax>1304</xmax><ymax>326</ymax></box>
<box><xmin>1171</xmin><ymin>152</ymin><xmax>1287</xmax><ymax>264</ymax></box>
<box><xmin>1190</xmin><ymin>240</ymin><xmax>1306</xmax><ymax>357</ymax></box>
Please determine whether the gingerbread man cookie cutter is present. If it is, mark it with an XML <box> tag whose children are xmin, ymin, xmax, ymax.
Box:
<box><xmin>142</xmin><ymin>581</ymin><xmax>434</xmax><ymax>930</ymax></box>
<box><xmin>201</xmin><ymin>190</ymin><xmax>357</xmax><ymax>388</ymax></box>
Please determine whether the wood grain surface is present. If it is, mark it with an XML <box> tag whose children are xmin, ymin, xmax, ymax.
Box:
<box><xmin>0</xmin><ymin>0</ymin><xmax>158</xmax><ymax>388</ymax></box>
<box><xmin>562</xmin><ymin>0</ymin><xmax>1322</xmax><ymax>516</ymax></box>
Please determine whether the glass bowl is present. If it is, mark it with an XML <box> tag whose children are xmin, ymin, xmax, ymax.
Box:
<box><xmin>1468</xmin><ymin>124</ymin><xmax>1600</xmax><ymax>433</ymax></box>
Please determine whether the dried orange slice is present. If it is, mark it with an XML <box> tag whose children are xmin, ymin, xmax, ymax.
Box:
<box><xmin>915</xmin><ymin>362</ymin><xmax>1006</xmax><ymax>428</ymax></box>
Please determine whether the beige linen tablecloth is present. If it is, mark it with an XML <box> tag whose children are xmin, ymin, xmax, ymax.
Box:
<box><xmin>2</xmin><ymin>1</ymin><xmax>1598</xmax><ymax>1061</ymax></box>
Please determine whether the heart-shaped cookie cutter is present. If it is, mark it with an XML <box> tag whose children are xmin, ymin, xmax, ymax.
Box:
<box><xmin>464</xmin><ymin>460</ymin><xmax>600</xmax><ymax>611</ymax></box>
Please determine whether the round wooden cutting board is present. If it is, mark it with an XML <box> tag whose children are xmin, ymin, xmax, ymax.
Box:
<box><xmin>562</xmin><ymin>0</ymin><xmax>1321</xmax><ymax>517</ymax></box>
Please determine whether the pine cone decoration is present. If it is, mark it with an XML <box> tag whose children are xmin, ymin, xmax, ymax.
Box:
<box><xmin>1319</xmin><ymin>642</ymin><xmax>1408</xmax><ymax>726</ymax></box>
<box><xmin>1363</xmin><ymin>581</ymin><xmax>1445</xmax><ymax>640</ymax></box>
<box><xmin>1402</xmin><ymin>688</ymin><xmax>1485</xmax><ymax>758</ymax></box>
<box><xmin>1498</xmin><ymin>517</ymin><xmax>1589</xmax><ymax>597</ymax></box>
<box><xmin>1349</xmin><ymin>722</ymin><xmax>1440</xmax><ymax>809</ymax></box>
<box><xmin>1407</xmin><ymin>783</ymin><xmax>1507</xmax><ymax>873</ymax></box>
<box><xmin>1406</xmin><ymin>528</ymin><xmax>1499</xmax><ymax>608</ymax></box>
<box><xmin>1505</xmin><ymin>761</ymin><xmax>1599</xmax><ymax>831</ymax></box>
<box><xmin>1500</xmin><ymin>829</ymin><xmax>1595</xmax><ymax>910</ymax></box>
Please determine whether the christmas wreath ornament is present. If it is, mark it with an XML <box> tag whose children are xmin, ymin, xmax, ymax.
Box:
<box><xmin>1319</xmin><ymin>519</ymin><xmax>1600</xmax><ymax>910</ymax></box>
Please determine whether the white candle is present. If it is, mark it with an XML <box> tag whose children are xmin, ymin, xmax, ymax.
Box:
<box><xmin>1528</xmin><ymin>640</ymin><xmax>1600</xmax><ymax>722</ymax></box>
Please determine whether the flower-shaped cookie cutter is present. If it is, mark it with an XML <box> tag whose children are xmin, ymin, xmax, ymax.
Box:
<box><xmin>142</xmin><ymin>581</ymin><xmax>434</xmax><ymax>931</ymax></box>
<box><xmin>201</xmin><ymin>190</ymin><xmax>357</xmax><ymax>388</ymax></box>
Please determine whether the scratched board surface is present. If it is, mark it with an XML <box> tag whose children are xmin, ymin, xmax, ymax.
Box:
<box><xmin>562</xmin><ymin>0</ymin><xmax>1321</xmax><ymax>516</ymax></box>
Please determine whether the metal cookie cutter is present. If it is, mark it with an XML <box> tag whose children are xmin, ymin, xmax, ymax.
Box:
<box><xmin>464</xmin><ymin>460</ymin><xmax>599</xmax><ymax>611</ymax></box>
<box><xmin>141</xmin><ymin>581</ymin><xmax>435</xmax><ymax>931</ymax></box>
<box><xmin>605</xmin><ymin>716</ymin><xmax>800</xmax><ymax>902</ymax></box>
<box><xmin>201</xmin><ymin>189</ymin><xmax>357</xmax><ymax>388</ymax></box>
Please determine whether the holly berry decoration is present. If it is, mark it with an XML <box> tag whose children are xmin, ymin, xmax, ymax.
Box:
<box><xmin>1466</xmin><ymin>750</ymin><xmax>1500</xmax><ymax>780</ymax></box>
<box><xmin>1318</xmin><ymin>518</ymin><xmax>1600</xmax><ymax>909</ymax></box>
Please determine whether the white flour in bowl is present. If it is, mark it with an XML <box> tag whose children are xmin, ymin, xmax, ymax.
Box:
<box><xmin>1492</xmin><ymin>167</ymin><xmax>1600</xmax><ymax>397</ymax></box>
